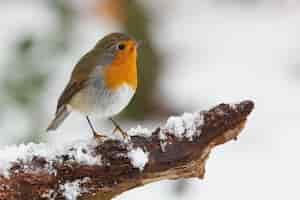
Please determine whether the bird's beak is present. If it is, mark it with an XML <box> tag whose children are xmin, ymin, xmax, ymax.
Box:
<box><xmin>136</xmin><ymin>40</ymin><xmax>143</xmax><ymax>48</ymax></box>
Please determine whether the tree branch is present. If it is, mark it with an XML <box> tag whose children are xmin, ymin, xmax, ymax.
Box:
<box><xmin>0</xmin><ymin>100</ymin><xmax>254</xmax><ymax>200</ymax></box>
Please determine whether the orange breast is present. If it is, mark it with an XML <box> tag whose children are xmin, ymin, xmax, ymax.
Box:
<box><xmin>103</xmin><ymin>40</ymin><xmax>138</xmax><ymax>90</ymax></box>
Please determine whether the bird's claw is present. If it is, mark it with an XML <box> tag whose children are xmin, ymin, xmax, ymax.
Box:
<box><xmin>93</xmin><ymin>132</ymin><xmax>107</xmax><ymax>140</ymax></box>
<box><xmin>111</xmin><ymin>127</ymin><xmax>129</xmax><ymax>140</ymax></box>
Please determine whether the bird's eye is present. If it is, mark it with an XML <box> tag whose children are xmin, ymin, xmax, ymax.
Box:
<box><xmin>117</xmin><ymin>43</ymin><xmax>126</xmax><ymax>50</ymax></box>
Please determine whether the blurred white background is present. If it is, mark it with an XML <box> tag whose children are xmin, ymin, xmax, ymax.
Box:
<box><xmin>0</xmin><ymin>0</ymin><xmax>299</xmax><ymax>199</ymax></box>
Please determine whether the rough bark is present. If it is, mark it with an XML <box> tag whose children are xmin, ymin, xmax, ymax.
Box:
<box><xmin>0</xmin><ymin>100</ymin><xmax>254</xmax><ymax>200</ymax></box>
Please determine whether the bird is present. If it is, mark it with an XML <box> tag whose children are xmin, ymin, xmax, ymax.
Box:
<box><xmin>47</xmin><ymin>32</ymin><xmax>140</xmax><ymax>138</ymax></box>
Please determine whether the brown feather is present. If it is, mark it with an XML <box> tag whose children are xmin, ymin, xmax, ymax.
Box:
<box><xmin>56</xmin><ymin>80</ymin><xmax>86</xmax><ymax>113</ymax></box>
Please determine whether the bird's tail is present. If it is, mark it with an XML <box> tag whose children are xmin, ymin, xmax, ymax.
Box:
<box><xmin>46</xmin><ymin>106</ymin><xmax>71</xmax><ymax>131</ymax></box>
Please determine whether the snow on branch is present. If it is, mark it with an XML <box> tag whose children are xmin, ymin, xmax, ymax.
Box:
<box><xmin>0</xmin><ymin>100</ymin><xmax>254</xmax><ymax>200</ymax></box>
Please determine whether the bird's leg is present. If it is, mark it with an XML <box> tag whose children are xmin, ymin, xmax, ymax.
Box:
<box><xmin>86</xmin><ymin>116</ymin><xmax>106</xmax><ymax>139</ymax></box>
<box><xmin>111</xmin><ymin>126</ymin><xmax>118</xmax><ymax>135</ymax></box>
<box><xmin>109</xmin><ymin>117</ymin><xmax>128</xmax><ymax>138</ymax></box>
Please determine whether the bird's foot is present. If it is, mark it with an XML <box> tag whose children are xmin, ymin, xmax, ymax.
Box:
<box><xmin>112</xmin><ymin>126</ymin><xmax>130</xmax><ymax>140</ymax></box>
<box><xmin>110</xmin><ymin>118</ymin><xmax>130</xmax><ymax>140</ymax></box>
<box><xmin>93</xmin><ymin>132</ymin><xmax>107</xmax><ymax>140</ymax></box>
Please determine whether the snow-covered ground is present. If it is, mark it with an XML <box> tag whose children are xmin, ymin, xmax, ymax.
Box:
<box><xmin>0</xmin><ymin>1</ymin><xmax>300</xmax><ymax>199</ymax></box>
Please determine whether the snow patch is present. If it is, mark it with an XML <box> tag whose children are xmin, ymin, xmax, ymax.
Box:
<box><xmin>158</xmin><ymin>130</ymin><xmax>168</xmax><ymax>152</ymax></box>
<box><xmin>230</xmin><ymin>103</ymin><xmax>238</xmax><ymax>110</ymax></box>
<box><xmin>60</xmin><ymin>178</ymin><xmax>89</xmax><ymax>200</ymax></box>
<box><xmin>0</xmin><ymin>143</ymin><xmax>52</xmax><ymax>177</ymax></box>
<box><xmin>127</xmin><ymin>147</ymin><xmax>149</xmax><ymax>171</ymax></box>
<box><xmin>161</xmin><ymin>112</ymin><xmax>204</xmax><ymax>141</ymax></box>
<box><xmin>41</xmin><ymin>189</ymin><xmax>55</xmax><ymax>200</ymax></box>
<box><xmin>63</xmin><ymin>140</ymin><xmax>100</xmax><ymax>165</ymax></box>
<box><xmin>0</xmin><ymin>139</ymin><xmax>101</xmax><ymax>178</ymax></box>
<box><xmin>128</xmin><ymin>125</ymin><xmax>151</xmax><ymax>137</ymax></box>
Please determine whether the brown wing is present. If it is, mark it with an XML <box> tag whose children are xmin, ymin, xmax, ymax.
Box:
<box><xmin>56</xmin><ymin>80</ymin><xmax>86</xmax><ymax>114</ymax></box>
<box><xmin>55</xmin><ymin>46</ymin><xmax>109</xmax><ymax>113</ymax></box>
<box><xmin>55</xmin><ymin>50</ymin><xmax>97</xmax><ymax>113</ymax></box>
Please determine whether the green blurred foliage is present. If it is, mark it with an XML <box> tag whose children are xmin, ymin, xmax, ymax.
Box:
<box><xmin>121</xmin><ymin>0</ymin><xmax>164</xmax><ymax>120</ymax></box>
<box><xmin>0</xmin><ymin>0</ymin><xmax>75</xmax><ymax>143</ymax></box>
<box><xmin>4</xmin><ymin>36</ymin><xmax>47</xmax><ymax>106</ymax></box>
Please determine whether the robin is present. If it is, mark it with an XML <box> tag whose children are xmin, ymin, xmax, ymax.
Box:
<box><xmin>47</xmin><ymin>32</ymin><xmax>140</xmax><ymax>138</ymax></box>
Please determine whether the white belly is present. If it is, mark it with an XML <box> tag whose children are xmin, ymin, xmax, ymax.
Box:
<box><xmin>70</xmin><ymin>83</ymin><xmax>135</xmax><ymax>118</ymax></box>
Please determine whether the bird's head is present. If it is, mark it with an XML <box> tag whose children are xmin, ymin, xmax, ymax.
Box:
<box><xmin>94</xmin><ymin>33</ymin><xmax>141</xmax><ymax>64</ymax></box>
